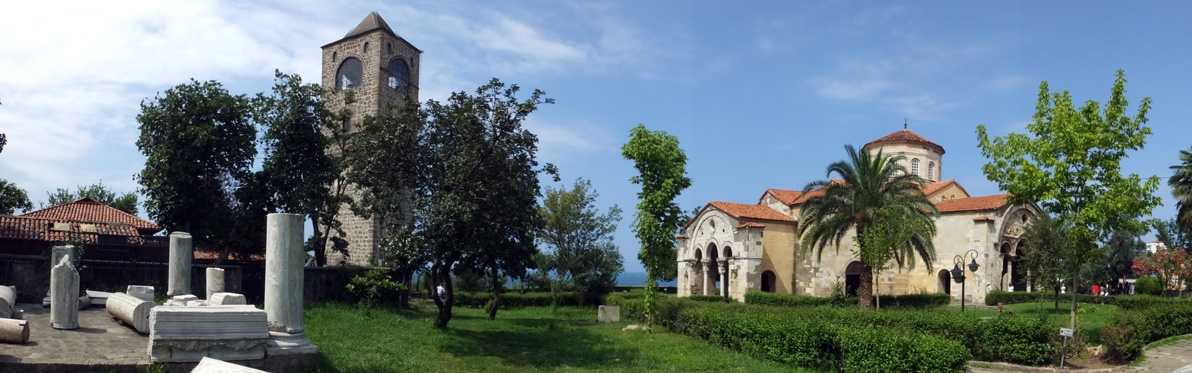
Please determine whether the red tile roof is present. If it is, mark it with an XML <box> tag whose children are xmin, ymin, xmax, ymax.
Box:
<box><xmin>864</xmin><ymin>129</ymin><xmax>946</xmax><ymax>155</ymax></box>
<box><xmin>936</xmin><ymin>194</ymin><xmax>1010</xmax><ymax>213</ymax></box>
<box><xmin>21</xmin><ymin>197</ymin><xmax>160</xmax><ymax>235</ymax></box>
<box><xmin>922</xmin><ymin>180</ymin><xmax>955</xmax><ymax>195</ymax></box>
<box><xmin>0</xmin><ymin>215</ymin><xmax>141</xmax><ymax>243</ymax></box>
<box><xmin>736</xmin><ymin>222</ymin><xmax>767</xmax><ymax>228</ymax></box>
<box><xmin>763</xmin><ymin>189</ymin><xmax>803</xmax><ymax>205</ymax></box>
<box><xmin>708</xmin><ymin>201</ymin><xmax>794</xmax><ymax>222</ymax></box>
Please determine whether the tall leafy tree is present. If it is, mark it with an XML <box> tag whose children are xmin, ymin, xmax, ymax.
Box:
<box><xmin>853</xmin><ymin>199</ymin><xmax>937</xmax><ymax>309</ymax></box>
<box><xmin>0</xmin><ymin>180</ymin><xmax>32</xmax><ymax>215</ymax></box>
<box><xmin>537</xmin><ymin>178</ymin><xmax>624</xmax><ymax>310</ymax></box>
<box><xmin>45</xmin><ymin>181</ymin><xmax>138</xmax><ymax>215</ymax></box>
<box><xmin>1020</xmin><ymin>214</ymin><xmax>1071</xmax><ymax>311</ymax></box>
<box><xmin>976</xmin><ymin>69</ymin><xmax>1161</xmax><ymax>328</ymax></box>
<box><xmin>622</xmin><ymin>124</ymin><xmax>691</xmax><ymax>328</ymax></box>
<box><xmin>396</xmin><ymin>79</ymin><xmax>553</xmax><ymax>327</ymax></box>
<box><xmin>799</xmin><ymin>145</ymin><xmax>937</xmax><ymax>309</ymax></box>
<box><xmin>1170</xmin><ymin>148</ymin><xmax>1192</xmax><ymax>228</ymax></box>
<box><xmin>1153</xmin><ymin>218</ymin><xmax>1192</xmax><ymax>253</ymax></box>
<box><xmin>136</xmin><ymin>79</ymin><xmax>258</xmax><ymax>261</ymax></box>
<box><xmin>255</xmin><ymin>71</ymin><xmax>346</xmax><ymax>266</ymax></box>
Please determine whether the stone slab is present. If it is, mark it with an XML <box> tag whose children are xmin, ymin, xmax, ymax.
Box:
<box><xmin>85</xmin><ymin>290</ymin><xmax>111</xmax><ymax>306</ymax></box>
<box><xmin>192</xmin><ymin>356</ymin><xmax>267</xmax><ymax>373</ymax></box>
<box><xmin>165</xmin><ymin>294</ymin><xmax>199</xmax><ymax>307</ymax></box>
<box><xmin>148</xmin><ymin>305</ymin><xmax>269</xmax><ymax>363</ymax></box>
<box><xmin>598</xmin><ymin>305</ymin><xmax>620</xmax><ymax>323</ymax></box>
<box><xmin>209</xmin><ymin>293</ymin><xmax>247</xmax><ymax>306</ymax></box>
<box><xmin>127</xmin><ymin>285</ymin><xmax>155</xmax><ymax>303</ymax></box>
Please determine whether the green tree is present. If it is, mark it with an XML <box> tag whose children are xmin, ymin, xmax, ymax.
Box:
<box><xmin>1169</xmin><ymin>148</ymin><xmax>1192</xmax><ymax>228</ymax></box>
<box><xmin>255</xmin><ymin>71</ymin><xmax>346</xmax><ymax>266</ymax></box>
<box><xmin>1020</xmin><ymin>214</ymin><xmax>1071</xmax><ymax>311</ymax></box>
<box><xmin>135</xmin><ymin>79</ymin><xmax>259</xmax><ymax>262</ymax></box>
<box><xmin>407</xmin><ymin>79</ymin><xmax>553</xmax><ymax>327</ymax></box>
<box><xmin>1153</xmin><ymin>218</ymin><xmax>1192</xmax><ymax>253</ymax></box>
<box><xmin>799</xmin><ymin>145</ymin><xmax>938</xmax><ymax>309</ymax></box>
<box><xmin>0</xmin><ymin>180</ymin><xmax>32</xmax><ymax>215</ymax></box>
<box><xmin>45</xmin><ymin>181</ymin><xmax>139</xmax><ymax>215</ymax></box>
<box><xmin>537</xmin><ymin>178</ymin><xmax>624</xmax><ymax>310</ymax></box>
<box><xmin>976</xmin><ymin>69</ymin><xmax>1161</xmax><ymax>328</ymax></box>
<box><xmin>622</xmin><ymin>124</ymin><xmax>691</xmax><ymax>328</ymax></box>
<box><xmin>853</xmin><ymin>199</ymin><xmax>937</xmax><ymax>309</ymax></box>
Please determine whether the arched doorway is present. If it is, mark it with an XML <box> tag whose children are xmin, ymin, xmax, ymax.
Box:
<box><xmin>845</xmin><ymin>261</ymin><xmax>862</xmax><ymax>297</ymax></box>
<box><xmin>938</xmin><ymin>269</ymin><xmax>951</xmax><ymax>294</ymax></box>
<box><xmin>1000</xmin><ymin>242</ymin><xmax>1012</xmax><ymax>290</ymax></box>
<box><xmin>693</xmin><ymin>248</ymin><xmax>703</xmax><ymax>295</ymax></box>
<box><xmin>1011</xmin><ymin>242</ymin><xmax>1028</xmax><ymax>291</ymax></box>
<box><xmin>761</xmin><ymin>271</ymin><xmax>776</xmax><ymax>292</ymax></box>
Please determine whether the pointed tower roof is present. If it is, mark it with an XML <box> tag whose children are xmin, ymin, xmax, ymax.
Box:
<box><xmin>345</xmin><ymin>11</ymin><xmax>397</xmax><ymax>39</ymax></box>
<box><xmin>324</xmin><ymin>12</ymin><xmax>421</xmax><ymax>52</ymax></box>
<box><xmin>863</xmin><ymin>128</ymin><xmax>946</xmax><ymax>155</ymax></box>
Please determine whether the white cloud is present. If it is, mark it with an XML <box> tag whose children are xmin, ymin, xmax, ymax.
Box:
<box><xmin>523</xmin><ymin>117</ymin><xmax>611</xmax><ymax>164</ymax></box>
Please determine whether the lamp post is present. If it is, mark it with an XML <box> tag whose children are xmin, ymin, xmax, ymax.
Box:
<box><xmin>951</xmin><ymin>249</ymin><xmax>981</xmax><ymax>312</ymax></box>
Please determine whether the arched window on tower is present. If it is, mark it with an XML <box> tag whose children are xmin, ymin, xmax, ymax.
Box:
<box><xmin>336</xmin><ymin>57</ymin><xmax>363</xmax><ymax>91</ymax></box>
<box><xmin>388</xmin><ymin>58</ymin><xmax>411</xmax><ymax>93</ymax></box>
<box><xmin>911</xmin><ymin>158</ymin><xmax>920</xmax><ymax>176</ymax></box>
<box><xmin>928</xmin><ymin>161</ymin><xmax>936</xmax><ymax>181</ymax></box>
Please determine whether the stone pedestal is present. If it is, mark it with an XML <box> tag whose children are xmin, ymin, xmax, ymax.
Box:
<box><xmin>107</xmin><ymin>292</ymin><xmax>153</xmax><ymax>333</ymax></box>
<box><xmin>0</xmin><ymin>285</ymin><xmax>15</xmax><ymax>319</ymax></box>
<box><xmin>168</xmin><ymin>232</ymin><xmax>193</xmax><ymax>296</ymax></box>
<box><xmin>50</xmin><ymin>256</ymin><xmax>79</xmax><ymax>330</ymax></box>
<box><xmin>264</xmin><ymin>213</ymin><xmax>317</xmax><ymax>354</ymax></box>
<box><xmin>207</xmin><ymin>267</ymin><xmax>226</xmax><ymax>300</ymax></box>
<box><xmin>164</xmin><ymin>294</ymin><xmax>198</xmax><ymax>307</ymax></box>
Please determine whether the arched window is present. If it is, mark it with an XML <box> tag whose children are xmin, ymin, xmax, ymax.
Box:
<box><xmin>336</xmin><ymin>57</ymin><xmax>363</xmax><ymax>91</ymax></box>
<box><xmin>388</xmin><ymin>58</ymin><xmax>411</xmax><ymax>93</ymax></box>
<box><xmin>928</xmin><ymin>161</ymin><xmax>935</xmax><ymax>181</ymax></box>
<box><xmin>911</xmin><ymin>158</ymin><xmax>920</xmax><ymax>176</ymax></box>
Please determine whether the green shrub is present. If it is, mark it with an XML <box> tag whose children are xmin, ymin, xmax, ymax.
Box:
<box><xmin>974</xmin><ymin>314</ymin><xmax>1053</xmax><ymax>365</ymax></box>
<box><xmin>881</xmin><ymin>293</ymin><xmax>950</xmax><ymax>308</ymax></box>
<box><xmin>984</xmin><ymin>290</ymin><xmax>1043</xmax><ymax>305</ymax></box>
<box><xmin>745</xmin><ymin>291</ymin><xmax>835</xmax><ymax>307</ymax></box>
<box><xmin>453</xmin><ymin>291</ymin><xmax>581</xmax><ymax>309</ymax></box>
<box><xmin>838</xmin><ymin>327</ymin><xmax>970</xmax><ymax>373</ymax></box>
<box><xmin>1135</xmin><ymin>277</ymin><xmax>1163</xmax><ymax>296</ymax></box>
<box><xmin>344</xmin><ymin>267</ymin><xmax>405</xmax><ymax>310</ymax></box>
<box><xmin>688</xmin><ymin>295</ymin><xmax>736</xmax><ymax>303</ymax></box>
<box><xmin>1103</xmin><ymin>303</ymin><xmax>1192</xmax><ymax>362</ymax></box>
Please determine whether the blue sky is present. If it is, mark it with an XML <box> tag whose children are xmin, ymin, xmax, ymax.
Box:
<box><xmin>1</xmin><ymin>1</ymin><xmax>1189</xmax><ymax>273</ymax></box>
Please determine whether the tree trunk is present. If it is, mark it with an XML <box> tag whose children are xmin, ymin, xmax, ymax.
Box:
<box><xmin>1054</xmin><ymin>288</ymin><xmax>1059</xmax><ymax>312</ymax></box>
<box><xmin>858</xmin><ymin>263</ymin><xmax>874</xmax><ymax>309</ymax></box>
<box><xmin>431</xmin><ymin>262</ymin><xmax>453</xmax><ymax>329</ymax></box>
<box><xmin>312</xmin><ymin>220</ymin><xmax>327</xmax><ymax>267</ymax></box>
<box><xmin>874</xmin><ymin>269</ymin><xmax>881</xmax><ymax>310</ymax></box>
<box><xmin>1069</xmin><ymin>268</ymin><xmax>1078</xmax><ymax>329</ymax></box>
<box><xmin>488</xmin><ymin>264</ymin><xmax>500</xmax><ymax>321</ymax></box>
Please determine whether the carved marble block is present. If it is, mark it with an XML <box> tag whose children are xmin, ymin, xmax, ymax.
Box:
<box><xmin>107</xmin><ymin>292</ymin><xmax>153</xmax><ymax>333</ymax></box>
<box><xmin>127</xmin><ymin>285</ymin><xmax>156</xmax><ymax>302</ymax></box>
<box><xmin>210</xmin><ymin>293</ymin><xmax>247</xmax><ymax>306</ymax></box>
<box><xmin>50</xmin><ymin>256</ymin><xmax>79</xmax><ymax>330</ymax></box>
<box><xmin>148</xmin><ymin>305</ymin><xmax>269</xmax><ymax>363</ymax></box>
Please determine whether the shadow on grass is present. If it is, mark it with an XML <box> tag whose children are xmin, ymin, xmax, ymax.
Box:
<box><xmin>441</xmin><ymin>318</ymin><xmax>640</xmax><ymax>370</ymax></box>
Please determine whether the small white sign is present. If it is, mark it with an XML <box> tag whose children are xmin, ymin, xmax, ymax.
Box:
<box><xmin>1060</xmin><ymin>328</ymin><xmax>1074</xmax><ymax>337</ymax></box>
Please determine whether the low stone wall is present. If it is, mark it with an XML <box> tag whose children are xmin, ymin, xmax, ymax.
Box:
<box><xmin>0</xmin><ymin>256</ymin><xmax>357</xmax><ymax>304</ymax></box>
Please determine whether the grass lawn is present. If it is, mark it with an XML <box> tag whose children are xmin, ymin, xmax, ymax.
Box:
<box><xmin>943</xmin><ymin>301</ymin><xmax>1119</xmax><ymax>344</ymax></box>
<box><xmin>306</xmin><ymin>301</ymin><xmax>805</xmax><ymax>373</ymax></box>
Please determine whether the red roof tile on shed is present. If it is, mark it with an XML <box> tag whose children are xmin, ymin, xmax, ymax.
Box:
<box><xmin>0</xmin><ymin>215</ymin><xmax>141</xmax><ymax>243</ymax></box>
<box><xmin>937</xmin><ymin>194</ymin><xmax>1010</xmax><ymax>213</ymax></box>
<box><xmin>708</xmin><ymin>201</ymin><xmax>794</xmax><ymax>222</ymax></box>
<box><xmin>763</xmin><ymin>189</ymin><xmax>803</xmax><ymax>205</ymax></box>
<box><xmin>864</xmin><ymin>129</ymin><xmax>946</xmax><ymax>155</ymax></box>
<box><xmin>21</xmin><ymin>197</ymin><xmax>161</xmax><ymax>235</ymax></box>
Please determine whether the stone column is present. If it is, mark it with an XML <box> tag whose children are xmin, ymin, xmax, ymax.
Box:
<box><xmin>264</xmin><ymin>213</ymin><xmax>317</xmax><ymax>354</ymax></box>
<box><xmin>0</xmin><ymin>286</ymin><xmax>15</xmax><ymax>319</ymax></box>
<box><xmin>168</xmin><ymin>232</ymin><xmax>193</xmax><ymax>296</ymax></box>
<box><xmin>719</xmin><ymin>260</ymin><xmax>728</xmax><ymax>297</ymax></box>
<box><xmin>206</xmin><ymin>267</ymin><xmax>225</xmax><ymax>300</ymax></box>
<box><xmin>44</xmin><ymin>245</ymin><xmax>76</xmax><ymax>306</ymax></box>
<box><xmin>50</xmin><ymin>256</ymin><xmax>79</xmax><ymax>329</ymax></box>
<box><xmin>701</xmin><ymin>262</ymin><xmax>709</xmax><ymax>296</ymax></box>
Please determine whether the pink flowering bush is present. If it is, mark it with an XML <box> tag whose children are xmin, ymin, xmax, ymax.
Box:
<box><xmin>1133</xmin><ymin>249</ymin><xmax>1192</xmax><ymax>295</ymax></box>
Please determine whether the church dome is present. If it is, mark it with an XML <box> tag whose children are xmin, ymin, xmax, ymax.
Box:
<box><xmin>863</xmin><ymin>128</ymin><xmax>945</xmax><ymax>155</ymax></box>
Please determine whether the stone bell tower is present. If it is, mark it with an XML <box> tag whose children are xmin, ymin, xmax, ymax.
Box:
<box><xmin>321</xmin><ymin>12</ymin><xmax>422</xmax><ymax>266</ymax></box>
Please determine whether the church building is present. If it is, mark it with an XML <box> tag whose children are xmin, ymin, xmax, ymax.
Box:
<box><xmin>675</xmin><ymin>128</ymin><xmax>1041</xmax><ymax>305</ymax></box>
<box><xmin>320</xmin><ymin>12</ymin><xmax>421</xmax><ymax>266</ymax></box>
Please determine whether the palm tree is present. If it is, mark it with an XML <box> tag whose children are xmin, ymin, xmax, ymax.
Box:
<box><xmin>798</xmin><ymin>144</ymin><xmax>939</xmax><ymax>308</ymax></box>
<box><xmin>1170</xmin><ymin>148</ymin><xmax>1192</xmax><ymax>228</ymax></box>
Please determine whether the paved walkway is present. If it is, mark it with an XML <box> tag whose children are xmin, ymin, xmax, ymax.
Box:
<box><xmin>0</xmin><ymin>303</ymin><xmax>150</xmax><ymax>372</ymax></box>
<box><xmin>971</xmin><ymin>338</ymin><xmax>1192</xmax><ymax>373</ymax></box>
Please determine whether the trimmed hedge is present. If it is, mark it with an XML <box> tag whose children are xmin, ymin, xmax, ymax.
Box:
<box><xmin>1135</xmin><ymin>277</ymin><xmax>1162</xmax><ymax>296</ymax></box>
<box><xmin>985</xmin><ymin>290</ymin><xmax>1191</xmax><ymax>310</ymax></box>
<box><xmin>688</xmin><ymin>295</ymin><xmax>737</xmax><ymax>303</ymax></box>
<box><xmin>1103</xmin><ymin>303</ymin><xmax>1192</xmax><ymax>362</ymax></box>
<box><xmin>609</xmin><ymin>297</ymin><xmax>1052</xmax><ymax>369</ymax></box>
<box><xmin>745</xmin><ymin>291</ymin><xmax>947</xmax><ymax>309</ymax></box>
<box><xmin>453</xmin><ymin>291</ymin><xmax>581</xmax><ymax>308</ymax></box>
